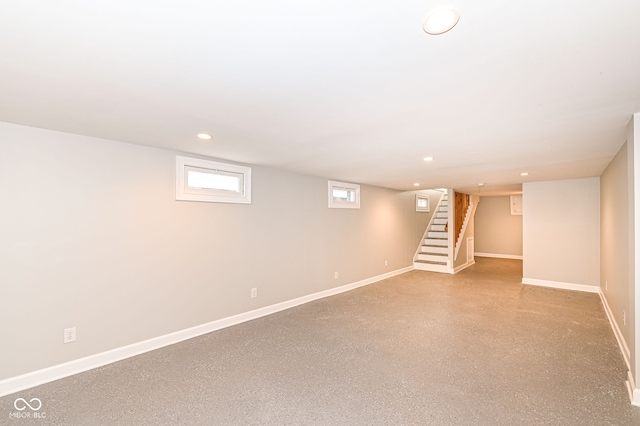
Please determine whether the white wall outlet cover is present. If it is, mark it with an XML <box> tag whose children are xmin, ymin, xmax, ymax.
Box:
<box><xmin>64</xmin><ymin>327</ymin><xmax>76</xmax><ymax>344</ymax></box>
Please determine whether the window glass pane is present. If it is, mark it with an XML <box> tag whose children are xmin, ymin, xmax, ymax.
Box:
<box><xmin>332</xmin><ymin>189</ymin><xmax>347</xmax><ymax>200</ymax></box>
<box><xmin>177</xmin><ymin>156</ymin><xmax>251</xmax><ymax>204</ymax></box>
<box><xmin>418</xmin><ymin>198</ymin><xmax>428</xmax><ymax>208</ymax></box>
<box><xmin>333</xmin><ymin>188</ymin><xmax>355</xmax><ymax>202</ymax></box>
<box><xmin>187</xmin><ymin>169</ymin><xmax>241</xmax><ymax>193</ymax></box>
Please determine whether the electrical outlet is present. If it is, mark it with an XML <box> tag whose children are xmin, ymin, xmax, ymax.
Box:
<box><xmin>64</xmin><ymin>327</ymin><xmax>76</xmax><ymax>344</ymax></box>
<box><xmin>623</xmin><ymin>311</ymin><xmax>626</xmax><ymax>326</ymax></box>
<box><xmin>385</xmin><ymin>260</ymin><xmax>388</xmax><ymax>267</ymax></box>
<box><xmin>605</xmin><ymin>281</ymin><xmax>608</xmax><ymax>291</ymax></box>
<box><xmin>251</xmin><ymin>288</ymin><xmax>257</xmax><ymax>299</ymax></box>
<box><xmin>334</xmin><ymin>272</ymin><xmax>339</xmax><ymax>280</ymax></box>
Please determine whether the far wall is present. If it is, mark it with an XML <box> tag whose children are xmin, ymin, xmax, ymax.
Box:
<box><xmin>522</xmin><ymin>178</ymin><xmax>600</xmax><ymax>287</ymax></box>
<box><xmin>474</xmin><ymin>196</ymin><xmax>522</xmax><ymax>258</ymax></box>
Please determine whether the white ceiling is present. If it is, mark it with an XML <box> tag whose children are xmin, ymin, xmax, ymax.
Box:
<box><xmin>2</xmin><ymin>1</ymin><xmax>639</xmax><ymax>195</ymax></box>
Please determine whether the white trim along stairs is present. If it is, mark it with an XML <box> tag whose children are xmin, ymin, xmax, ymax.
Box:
<box><xmin>415</xmin><ymin>191</ymin><xmax>451</xmax><ymax>273</ymax></box>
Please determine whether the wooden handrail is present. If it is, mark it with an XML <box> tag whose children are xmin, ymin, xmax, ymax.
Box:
<box><xmin>454</xmin><ymin>192</ymin><xmax>470</xmax><ymax>246</ymax></box>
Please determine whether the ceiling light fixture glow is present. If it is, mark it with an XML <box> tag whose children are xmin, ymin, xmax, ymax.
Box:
<box><xmin>197</xmin><ymin>133</ymin><xmax>212</xmax><ymax>140</ymax></box>
<box><xmin>414</xmin><ymin>183</ymin><xmax>420</xmax><ymax>186</ymax></box>
<box><xmin>423</xmin><ymin>7</ymin><xmax>460</xmax><ymax>35</ymax></box>
<box><xmin>520</xmin><ymin>172</ymin><xmax>529</xmax><ymax>176</ymax></box>
<box><xmin>478</xmin><ymin>183</ymin><xmax>485</xmax><ymax>187</ymax></box>
<box><xmin>423</xmin><ymin>156</ymin><xmax>434</xmax><ymax>161</ymax></box>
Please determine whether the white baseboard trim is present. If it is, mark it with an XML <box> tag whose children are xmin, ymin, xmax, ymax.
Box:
<box><xmin>0</xmin><ymin>265</ymin><xmax>414</xmax><ymax>398</ymax></box>
<box><xmin>475</xmin><ymin>252</ymin><xmax>523</xmax><ymax>260</ymax></box>
<box><xmin>525</xmin><ymin>282</ymin><xmax>636</xmax><ymax>406</ymax></box>
<box><xmin>453</xmin><ymin>259</ymin><xmax>475</xmax><ymax>273</ymax></box>
<box><xmin>626</xmin><ymin>370</ymin><xmax>640</xmax><ymax>406</ymax></box>
<box><xmin>600</xmin><ymin>291</ymin><xmax>636</xmax><ymax>406</ymax></box>
<box><xmin>633</xmin><ymin>388</ymin><xmax>640</xmax><ymax>407</ymax></box>
<box><xmin>521</xmin><ymin>278</ymin><xmax>600</xmax><ymax>294</ymax></box>
<box><xmin>598</xmin><ymin>290</ymin><xmax>631</xmax><ymax>370</ymax></box>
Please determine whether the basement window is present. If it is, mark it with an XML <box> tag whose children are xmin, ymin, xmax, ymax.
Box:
<box><xmin>416</xmin><ymin>195</ymin><xmax>430</xmax><ymax>212</ymax></box>
<box><xmin>176</xmin><ymin>156</ymin><xmax>251</xmax><ymax>204</ymax></box>
<box><xmin>328</xmin><ymin>180</ymin><xmax>360</xmax><ymax>209</ymax></box>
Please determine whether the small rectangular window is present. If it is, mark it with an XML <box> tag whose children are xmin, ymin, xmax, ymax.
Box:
<box><xmin>176</xmin><ymin>156</ymin><xmax>251</xmax><ymax>204</ymax></box>
<box><xmin>416</xmin><ymin>195</ymin><xmax>430</xmax><ymax>212</ymax></box>
<box><xmin>328</xmin><ymin>180</ymin><xmax>360</xmax><ymax>209</ymax></box>
<box><xmin>186</xmin><ymin>167</ymin><xmax>243</xmax><ymax>193</ymax></box>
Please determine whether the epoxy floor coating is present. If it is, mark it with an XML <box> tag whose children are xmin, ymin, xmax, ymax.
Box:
<box><xmin>2</xmin><ymin>258</ymin><xmax>639</xmax><ymax>425</ymax></box>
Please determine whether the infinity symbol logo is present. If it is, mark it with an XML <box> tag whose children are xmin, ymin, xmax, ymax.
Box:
<box><xmin>14</xmin><ymin>398</ymin><xmax>42</xmax><ymax>411</ymax></box>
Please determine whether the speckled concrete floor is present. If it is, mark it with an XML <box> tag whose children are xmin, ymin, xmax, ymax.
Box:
<box><xmin>2</xmin><ymin>258</ymin><xmax>638</xmax><ymax>425</ymax></box>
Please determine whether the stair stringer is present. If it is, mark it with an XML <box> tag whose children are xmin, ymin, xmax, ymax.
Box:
<box><xmin>413</xmin><ymin>189</ymin><xmax>454</xmax><ymax>273</ymax></box>
<box><xmin>454</xmin><ymin>195</ymin><xmax>474</xmax><ymax>261</ymax></box>
<box><xmin>413</xmin><ymin>191</ymin><xmax>448</xmax><ymax>262</ymax></box>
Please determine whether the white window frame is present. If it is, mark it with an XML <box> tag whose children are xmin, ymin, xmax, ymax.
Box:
<box><xmin>416</xmin><ymin>195</ymin><xmax>430</xmax><ymax>212</ymax></box>
<box><xmin>176</xmin><ymin>156</ymin><xmax>251</xmax><ymax>204</ymax></box>
<box><xmin>328</xmin><ymin>180</ymin><xmax>360</xmax><ymax>209</ymax></box>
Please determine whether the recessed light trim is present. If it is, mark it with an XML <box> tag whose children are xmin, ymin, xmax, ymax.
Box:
<box><xmin>520</xmin><ymin>172</ymin><xmax>529</xmax><ymax>176</ymax></box>
<box><xmin>197</xmin><ymin>133</ymin><xmax>212</xmax><ymax>140</ymax></box>
<box><xmin>414</xmin><ymin>183</ymin><xmax>420</xmax><ymax>187</ymax></box>
<box><xmin>423</xmin><ymin>156</ymin><xmax>434</xmax><ymax>161</ymax></box>
<box><xmin>423</xmin><ymin>7</ymin><xmax>460</xmax><ymax>35</ymax></box>
<box><xmin>478</xmin><ymin>183</ymin><xmax>485</xmax><ymax>187</ymax></box>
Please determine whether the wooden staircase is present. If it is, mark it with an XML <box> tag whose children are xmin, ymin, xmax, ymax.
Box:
<box><xmin>414</xmin><ymin>193</ymin><xmax>450</xmax><ymax>273</ymax></box>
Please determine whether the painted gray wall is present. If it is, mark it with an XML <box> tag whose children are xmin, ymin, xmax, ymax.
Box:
<box><xmin>632</xmin><ymin>113</ymin><xmax>640</xmax><ymax>397</ymax></box>
<box><xmin>0</xmin><ymin>121</ymin><xmax>430</xmax><ymax>380</ymax></box>
<box><xmin>601</xmin><ymin>139</ymin><xmax>633</xmax><ymax>375</ymax></box>
<box><xmin>601</xmin><ymin>112</ymin><xmax>640</xmax><ymax>396</ymax></box>
<box><xmin>522</xmin><ymin>178</ymin><xmax>600</xmax><ymax>287</ymax></box>
<box><xmin>474</xmin><ymin>196</ymin><xmax>523</xmax><ymax>257</ymax></box>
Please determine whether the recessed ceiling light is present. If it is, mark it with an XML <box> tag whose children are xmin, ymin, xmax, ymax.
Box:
<box><xmin>520</xmin><ymin>172</ymin><xmax>529</xmax><ymax>176</ymax></box>
<box><xmin>478</xmin><ymin>183</ymin><xmax>485</xmax><ymax>187</ymax></box>
<box><xmin>414</xmin><ymin>183</ymin><xmax>420</xmax><ymax>186</ymax></box>
<box><xmin>197</xmin><ymin>133</ymin><xmax>212</xmax><ymax>140</ymax></box>
<box><xmin>423</xmin><ymin>7</ymin><xmax>460</xmax><ymax>35</ymax></box>
<box><xmin>423</xmin><ymin>156</ymin><xmax>434</xmax><ymax>161</ymax></box>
